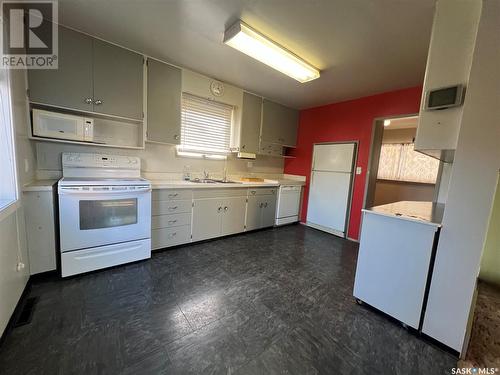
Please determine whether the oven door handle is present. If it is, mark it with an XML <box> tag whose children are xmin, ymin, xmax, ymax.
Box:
<box><xmin>58</xmin><ymin>187</ymin><xmax>151</xmax><ymax>195</ymax></box>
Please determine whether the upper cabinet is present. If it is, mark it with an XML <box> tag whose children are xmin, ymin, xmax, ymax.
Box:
<box><xmin>146</xmin><ymin>59</ymin><xmax>182</xmax><ymax>144</ymax></box>
<box><xmin>261</xmin><ymin>99</ymin><xmax>298</xmax><ymax>147</ymax></box>
<box><xmin>239</xmin><ymin>92</ymin><xmax>262</xmax><ymax>153</ymax></box>
<box><xmin>414</xmin><ymin>0</ymin><xmax>481</xmax><ymax>162</ymax></box>
<box><xmin>28</xmin><ymin>27</ymin><xmax>94</xmax><ymax>112</ymax></box>
<box><xmin>28</xmin><ymin>26</ymin><xmax>144</xmax><ymax>120</ymax></box>
<box><xmin>93</xmin><ymin>40</ymin><xmax>144</xmax><ymax>120</ymax></box>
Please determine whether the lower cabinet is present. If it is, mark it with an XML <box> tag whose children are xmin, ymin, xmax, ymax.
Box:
<box><xmin>151</xmin><ymin>189</ymin><xmax>193</xmax><ymax>250</ymax></box>
<box><xmin>246</xmin><ymin>188</ymin><xmax>277</xmax><ymax>231</ymax></box>
<box><xmin>23</xmin><ymin>189</ymin><xmax>58</xmax><ymax>275</ymax></box>
<box><xmin>192</xmin><ymin>195</ymin><xmax>247</xmax><ymax>242</ymax></box>
<box><xmin>152</xmin><ymin>187</ymin><xmax>277</xmax><ymax>247</ymax></box>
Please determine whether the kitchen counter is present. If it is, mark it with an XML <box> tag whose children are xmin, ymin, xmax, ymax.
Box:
<box><xmin>150</xmin><ymin>179</ymin><xmax>281</xmax><ymax>189</ymax></box>
<box><xmin>22</xmin><ymin>179</ymin><xmax>59</xmax><ymax>192</ymax></box>
<box><xmin>363</xmin><ymin>201</ymin><xmax>445</xmax><ymax>227</ymax></box>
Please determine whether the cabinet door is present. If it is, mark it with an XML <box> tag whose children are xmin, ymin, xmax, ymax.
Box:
<box><xmin>192</xmin><ymin>198</ymin><xmax>221</xmax><ymax>241</ymax></box>
<box><xmin>93</xmin><ymin>39</ymin><xmax>144</xmax><ymax>119</ymax></box>
<box><xmin>240</xmin><ymin>92</ymin><xmax>262</xmax><ymax>153</ymax></box>
<box><xmin>246</xmin><ymin>195</ymin><xmax>262</xmax><ymax>231</ymax></box>
<box><xmin>261</xmin><ymin>99</ymin><xmax>298</xmax><ymax>146</ymax></box>
<box><xmin>261</xmin><ymin>195</ymin><xmax>277</xmax><ymax>228</ymax></box>
<box><xmin>147</xmin><ymin>59</ymin><xmax>181</xmax><ymax>144</ymax></box>
<box><xmin>221</xmin><ymin>196</ymin><xmax>247</xmax><ymax>236</ymax></box>
<box><xmin>28</xmin><ymin>26</ymin><xmax>93</xmax><ymax>111</ymax></box>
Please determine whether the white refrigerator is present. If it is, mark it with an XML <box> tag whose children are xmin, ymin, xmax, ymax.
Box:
<box><xmin>306</xmin><ymin>142</ymin><xmax>356</xmax><ymax>237</ymax></box>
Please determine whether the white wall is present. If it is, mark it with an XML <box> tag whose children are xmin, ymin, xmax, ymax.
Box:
<box><xmin>422</xmin><ymin>0</ymin><xmax>500</xmax><ymax>353</ymax></box>
<box><xmin>0</xmin><ymin>69</ymin><xmax>35</xmax><ymax>335</ymax></box>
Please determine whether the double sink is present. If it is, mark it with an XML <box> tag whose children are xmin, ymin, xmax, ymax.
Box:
<box><xmin>190</xmin><ymin>178</ymin><xmax>241</xmax><ymax>184</ymax></box>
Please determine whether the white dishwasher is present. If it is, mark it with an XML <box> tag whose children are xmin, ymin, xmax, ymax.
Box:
<box><xmin>275</xmin><ymin>185</ymin><xmax>302</xmax><ymax>226</ymax></box>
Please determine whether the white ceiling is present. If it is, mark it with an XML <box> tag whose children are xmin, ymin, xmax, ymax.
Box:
<box><xmin>57</xmin><ymin>0</ymin><xmax>436</xmax><ymax>109</ymax></box>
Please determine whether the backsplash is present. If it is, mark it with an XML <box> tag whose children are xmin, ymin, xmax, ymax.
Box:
<box><xmin>34</xmin><ymin>140</ymin><xmax>285</xmax><ymax>180</ymax></box>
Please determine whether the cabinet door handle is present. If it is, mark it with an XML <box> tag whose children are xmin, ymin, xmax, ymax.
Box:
<box><xmin>224</xmin><ymin>206</ymin><xmax>228</xmax><ymax>211</ymax></box>
<box><xmin>94</xmin><ymin>99</ymin><xmax>103</xmax><ymax>105</ymax></box>
<box><xmin>218</xmin><ymin>206</ymin><xmax>222</xmax><ymax>212</ymax></box>
<box><xmin>168</xmin><ymin>206</ymin><xmax>178</xmax><ymax>211</ymax></box>
<box><xmin>264</xmin><ymin>202</ymin><xmax>268</xmax><ymax>208</ymax></box>
<box><xmin>174</xmin><ymin>135</ymin><xmax>179</xmax><ymax>140</ymax></box>
<box><xmin>259</xmin><ymin>203</ymin><xmax>264</xmax><ymax>208</ymax></box>
<box><xmin>168</xmin><ymin>193</ymin><xmax>178</xmax><ymax>198</ymax></box>
<box><xmin>242</xmin><ymin>145</ymin><xmax>245</xmax><ymax>149</ymax></box>
<box><xmin>84</xmin><ymin>97</ymin><xmax>93</xmax><ymax>104</ymax></box>
<box><xmin>168</xmin><ymin>220</ymin><xmax>177</xmax><ymax>224</ymax></box>
<box><xmin>168</xmin><ymin>232</ymin><xmax>177</xmax><ymax>238</ymax></box>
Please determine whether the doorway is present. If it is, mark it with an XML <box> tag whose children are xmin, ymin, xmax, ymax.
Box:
<box><xmin>364</xmin><ymin>115</ymin><xmax>440</xmax><ymax>209</ymax></box>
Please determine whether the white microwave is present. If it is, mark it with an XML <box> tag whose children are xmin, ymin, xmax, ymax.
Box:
<box><xmin>32</xmin><ymin>109</ymin><xmax>94</xmax><ymax>142</ymax></box>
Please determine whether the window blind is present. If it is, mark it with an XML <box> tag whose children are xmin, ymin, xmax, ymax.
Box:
<box><xmin>179</xmin><ymin>93</ymin><xmax>233</xmax><ymax>155</ymax></box>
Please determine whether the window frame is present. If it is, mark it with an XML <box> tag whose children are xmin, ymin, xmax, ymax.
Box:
<box><xmin>0</xmin><ymin>67</ymin><xmax>19</xmax><ymax>220</ymax></box>
<box><xmin>176</xmin><ymin>92</ymin><xmax>234</xmax><ymax>159</ymax></box>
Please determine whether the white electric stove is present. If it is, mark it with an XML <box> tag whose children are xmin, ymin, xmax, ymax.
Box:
<box><xmin>58</xmin><ymin>152</ymin><xmax>151</xmax><ymax>277</ymax></box>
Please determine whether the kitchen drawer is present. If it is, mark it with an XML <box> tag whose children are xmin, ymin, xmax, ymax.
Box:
<box><xmin>248</xmin><ymin>187</ymin><xmax>277</xmax><ymax>196</ymax></box>
<box><xmin>152</xmin><ymin>199</ymin><xmax>192</xmax><ymax>215</ymax></box>
<box><xmin>152</xmin><ymin>189</ymin><xmax>193</xmax><ymax>201</ymax></box>
<box><xmin>193</xmin><ymin>188</ymin><xmax>248</xmax><ymax>199</ymax></box>
<box><xmin>152</xmin><ymin>213</ymin><xmax>191</xmax><ymax>229</ymax></box>
<box><xmin>152</xmin><ymin>225</ymin><xmax>191</xmax><ymax>250</ymax></box>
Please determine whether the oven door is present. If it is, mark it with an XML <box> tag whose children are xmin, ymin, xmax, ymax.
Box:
<box><xmin>59</xmin><ymin>186</ymin><xmax>151</xmax><ymax>252</ymax></box>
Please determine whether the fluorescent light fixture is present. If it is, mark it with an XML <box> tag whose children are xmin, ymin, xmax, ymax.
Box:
<box><xmin>223</xmin><ymin>20</ymin><xmax>320</xmax><ymax>83</ymax></box>
<box><xmin>384</xmin><ymin>119</ymin><xmax>391</xmax><ymax>127</ymax></box>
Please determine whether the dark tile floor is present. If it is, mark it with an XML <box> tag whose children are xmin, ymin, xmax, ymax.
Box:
<box><xmin>0</xmin><ymin>225</ymin><xmax>457</xmax><ymax>374</ymax></box>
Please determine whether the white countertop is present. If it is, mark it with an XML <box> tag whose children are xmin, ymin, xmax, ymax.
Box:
<box><xmin>22</xmin><ymin>179</ymin><xmax>59</xmax><ymax>192</ymax></box>
<box><xmin>150</xmin><ymin>179</ymin><xmax>282</xmax><ymax>189</ymax></box>
<box><xmin>363</xmin><ymin>201</ymin><xmax>445</xmax><ymax>227</ymax></box>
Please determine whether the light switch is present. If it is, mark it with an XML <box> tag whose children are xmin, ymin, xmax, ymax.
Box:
<box><xmin>356</xmin><ymin>166</ymin><xmax>362</xmax><ymax>175</ymax></box>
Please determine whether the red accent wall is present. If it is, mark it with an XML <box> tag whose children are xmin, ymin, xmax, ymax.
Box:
<box><xmin>284</xmin><ymin>86</ymin><xmax>423</xmax><ymax>240</ymax></box>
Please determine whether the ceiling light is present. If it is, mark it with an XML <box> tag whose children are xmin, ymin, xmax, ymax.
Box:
<box><xmin>223</xmin><ymin>20</ymin><xmax>320</xmax><ymax>83</ymax></box>
<box><xmin>384</xmin><ymin>120</ymin><xmax>391</xmax><ymax>127</ymax></box>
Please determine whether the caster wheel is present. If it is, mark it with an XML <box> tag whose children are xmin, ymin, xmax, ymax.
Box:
<box><xmin>355</xmin><ymin>298</ymin><xmax>363</xmax><ymax>305</ymax></box>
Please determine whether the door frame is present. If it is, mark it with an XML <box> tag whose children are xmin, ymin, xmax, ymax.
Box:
<box><xmin>306</xmin><ymin>141</ymin><xmax>358</xmax><ymax>239</ymax></box>
<box><xmin>362</xmin><ymin>113</ymin><xmax>419</xmax><ymax>210</ymax></box>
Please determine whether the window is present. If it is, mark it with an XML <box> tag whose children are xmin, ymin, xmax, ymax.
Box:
<box><xmin>377</xmin><ymin>143</ymin><xmax>439</xmax><ymax>184</ymax></box>
<box><xmin>0</xmin><ymin>67</ymin><xmax>18</xmax><ymax>212</ymax></box>
<box><xmin>178</xmin><ymin>93</ymin><xmax>234</xmax><ymax>159</ymax></box>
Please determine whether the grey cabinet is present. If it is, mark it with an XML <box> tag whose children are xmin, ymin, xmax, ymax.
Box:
<box><xmin>245</xmin><ymin>188</ymin><xmax>277</xmax><ymax>230</ymax></box>
<box><xmin>239</xmin><ymin>92</ymin><xmax>262</xmax><ymax>153</ymax></box>
<box><xmin>93</xmin><ymin>40</ymin><xmax>144</xmax><ymax>120</ymax></box>
<box><xmin>192</xmin><ymin>198</ymin><xmax>221</xmax><ymax>242</ymax></box>
<box><xmin>28</xmin><ymin>27</ymin><xmax>144</xmax><ymax>120</ymax></box>
<box><xmin>192</xmin><ymin>194</ymin><xmax>247</xmax><ymax>241</ymax></box>
<box><xmin>261</xmin><ymin>99</ymin><xmax>298</xmax><ymax>147</ymax></box>
<box><xmin>23</xmin><ymin>189</ymin><xmax>58</xmax><ymax>275</ymax></box>
<box><xmin>28</xmin><ymin>26</ymin><xmax>94</xmax><ymax>111</ymax></box>
<box><xmin>147</xmin><ymin>59</ymin><xmax>181</xmax><ymax>144</ymax></box>
<box><xmin>221</xmin><ymin>196</ymin><xmax>247</xmax><ymax>236</ymax></box>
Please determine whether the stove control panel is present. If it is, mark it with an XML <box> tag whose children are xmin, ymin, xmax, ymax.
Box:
<box><xmin>62</xmin><ymin>152</ymin><xmax>141</xmax><ymax>170</ymax></box>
